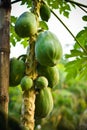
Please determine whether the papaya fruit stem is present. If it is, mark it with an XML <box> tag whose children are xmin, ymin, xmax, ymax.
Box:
<box><xmin>65</xmin><ymin>0</ymin><xmax>87</xmax><ymax>8</ymax></box>
<box><xmin>50</xmin><ymin>9</ymin><xmax>87</xmax><ymax>54</ymax></box>
<box><xmin>17</xmin><ymin>54</ymin><xmax>26</xmax><ymax>60</ymax></box>
<box><xmin>65</xmin><ymin>0</ymin><xmax>87</xmax><ymax>13</ymax></box>
<box><xmin>26</xmin><ymin>37</ymin><xmax>38</xmax><ymax>79</ymax></box>
<box><xmin>11</xmin><ymin>0</ymin><xmax>21</xmax><ymax>4</ymax></box>
<box><xmin>78</xmin><ymin>6</ymin><xmax>87</xmax><ymax>13</ymax></box>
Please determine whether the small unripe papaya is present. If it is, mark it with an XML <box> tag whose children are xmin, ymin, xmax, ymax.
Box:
<box><xmin>20</xmin><ymin>76</ymin><xmax>33</xmax><ymax>91</ymax></box>
<box><xmin>40</xmin><ymin>4</ymin><xmax>51</xmax><ymax>22</ymax></box>
<box><xmin>35</xmin><ymin>76</ymin><xmax>48</xmax><ymax>90</ymax></box>
<box><xmin>37</xmin><ymin>64</ymin><xmax>59</xmax><ymax>88</ymax></box>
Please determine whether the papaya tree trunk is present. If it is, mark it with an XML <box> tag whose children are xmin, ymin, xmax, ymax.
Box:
<box><xmin>21</xmin><ymin>0</ymin><xmax>41</xmax><ymax>130</ymax></box>
<box><xmin>0</xmin><ymin>0</ymin><xmax>11</xmax><ymax>113</ymax></box>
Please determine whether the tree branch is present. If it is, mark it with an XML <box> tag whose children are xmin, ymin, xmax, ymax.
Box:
<box><xmin>65</xmin><ymin>0</ymin><xmax>87</xmax><ymax>13</ymax></box>
<box><xmin>65</xmin><ymin>0</ymin><xmax>87</xmax><ymax>8</ymax></box>
<box><xmin>11</xmin><ymin>0</ymin><xmax>21</xmax><ymax>4</ymax></box>
<box><xmin>77</xmin><ymin>5</ymin><xmax>87</xmax><ymax>13</ymax></box>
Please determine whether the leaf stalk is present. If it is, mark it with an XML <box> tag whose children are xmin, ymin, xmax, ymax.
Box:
<box><xmin>42</xmin><ymin>0</ymin><xmax>87</xmax><ymax>54</ymax></box>
<box><xmin>65</xmin><ymin>0</ymin><xmax>87</xmax><ymax>8</ymax></box>
<box><xmin>50</xmin><ymin>9</ymin><xmax>87</xmax><ymax>54</ymax></box>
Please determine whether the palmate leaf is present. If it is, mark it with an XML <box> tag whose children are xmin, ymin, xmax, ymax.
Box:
<box><xmin>65</xmin><ymin>27</ymin><xmax>87</xmax><ymax>80</ymax></box>
<box><xmin>21</xmin><ymin>0</ymin><xmax>73</xmax><ymax>17</ymax></box>
<box><xmin>39</xmin><ymin>21</ymin><xmax>49</xmax><ymax>30</ymax></box>
<box><xmin>21</xmin><ymin>0</ymin><xmax>32</xmax><ymax>8</ymax></box>
<box><xmin>65</xmin><ymin>56</ymin><xmax>87</xmax><ymax>80</ymax></box>
<box><xmin>10</xmin><ymin>16</ymin><xmax>21</xmax><ymax>46</ymax></box>
<box><xmin>59</xmin><ymin>1</ymin><xmax>71</xmax><ymax>18</ymax></box>
<box><xmin>78</xmin><ymin>66</ymin><xmax>87</xmax><ymax>80</ymax></box>
<box><xmin>65</xmin><ymin>60</ymin><xmax>79</xmax><ymax>79</ymax></box>
<box><xmin>21</xmin><ymin>0</ymin><xmax>72</xmax><ymax>18</ymax></box>
<box><xmin>45</xmin><ymin>0</ymin><xmax>74</xmax><ymax>18</ymax></box>
<box><xmin>74</xmin><ymin>27</ymin><xmax>87</xmax><ymax>49</ymax></box>
<box><xmin>65</xmin><ymin>49</ymin><xmax>85</xmax><ymax>58</ymax></box>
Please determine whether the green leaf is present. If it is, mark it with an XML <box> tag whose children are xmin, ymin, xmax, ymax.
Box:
<box><xmin>65</xmin><ymin>59</ymin><xmax>79</xmax><ymax>79</ymax></box>
<box><xmin>21</xmin><ymin>38</ymin><xmax>29</xmax><ymax>48</ymax></box>
<box><xmin>82</xmin><ymin>15</ymin><xmax>87</xmax><ymax>22</ymax></box>
<box><xmin>10</xmin><ymin>16</ymin><xmax>29</xmax><ymax>48</ymax></box>
<box><xmin>10</xmin><ymin>16</ymin><xmax>21</xmax><ymax>46</ymax></box>
<box><xmin>11</xmin><ymin>15</ymin><xmax>17</xmax><ymax>22</ymax></box>
<box><xmin>45</xmin><ymin>0</ymin><xmax>73</xmax><ymax>17</ymax></box>
<box><xmin>51</xmin><ymin>0</ymin><xmax>59</xmax><ymax>9</ymax></box>
<box><xmin>65</xmin><ymin>57</ymin><xmax>87</xmax><ymax>80</ymax></box>
<box><xmin>21</xmin><ymin>0</ymin><xmax>32</xmax><ymax>8</ymax></box>
<box><xmin>65</xmin><ymin>49</ymin><xmax>85</xmax><ymax>58</ymax></box>
<box><xmin>64</xmin><ymin>4</ymin><xmax>71</xmax><ymax>11</ymax></box>
<box><xmin>63</xmin><ymin>11</ymin><xmax>69</xmax><ymax>18</ymax></box>
<box><xmin>10</xmin><ymin>35</ymin><xmax>16</xmax><ymax>46</ymax></box>
<box><xmin>74</xmin><ymin>27</ymin><xmax>87</xmax><ymax>49</ymax></box>
<box><xmin>39</xmin><ymin>21</ymin><xmax>49</xmax><ymax>30</ymax></box>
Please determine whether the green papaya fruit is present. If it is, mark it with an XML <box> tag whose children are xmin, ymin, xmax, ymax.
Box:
<box><xmin>35</xmin><ymin>87</ymin><xmax>53</xmax><ymax>119</ymax></box>
<box><xmin>20</xmin><ymin>76</ymin><xmax>33</xmax><ymax>91</ymax></box>
<box><xmin>15</xmin><ymin>12</ymin><xmax>37</xmax><ymax>38</ymax></box>
<box><xmin>37</xmin><ymin>64</ymin><xmax>59</xmax><ymax>88</ymax></box>
<box><xmin>35</xmin><ymin>76</ymin><xmax>48</xmax><ymax>90</ymax></box>
<box><xmin>40</xmin><ymin>4</ymin><xmax>51</xmax><ymax>22</ymax></box>
<box><xmin>9</xmin><ymin>57</ymin><xmax>25</xmax><ymax>87</ymax></box>
<box><xmin>35</xmin><ymin>31</ymin><xmax>62</xmax><ymax>67</ymax></box>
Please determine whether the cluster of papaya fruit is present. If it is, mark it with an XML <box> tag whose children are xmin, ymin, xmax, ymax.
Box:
<box><xmin>9</xmin><ymin>4</ymin><xmax>62</xmax><ymax>119</ymax></box>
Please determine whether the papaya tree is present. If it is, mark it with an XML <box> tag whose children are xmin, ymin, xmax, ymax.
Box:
<box><xmin>10</xmin><ymin>0</ymin><xmax>68</xmax><ymax>129</ymax></box>
<box><xmin>12</xmin><ymin>1</ymin><xmax>63</xmax><ymax>129</ymax></box>
<box><xmin>0</xmin><ymin>0</ymin><xmax>87</xmax><ymax>130</ymax></box>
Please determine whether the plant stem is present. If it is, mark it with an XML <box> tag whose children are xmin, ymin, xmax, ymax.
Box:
<box><xmin>21</xmin><ymin>89</ymin><xmax>36</xmax><ymax>130</ymax></box>
<box><xmin>65</xmin><ymin>0</ymin><xmax>87</xmax><ymax>13</ymax></box>
<box><xmin>21</xmin><ymin>1</ymin><xmax>41</xmax><ymax>130</ymax></box>
<box><xmin>11</xmin><ymin>0</ymin><xmax>21</xmax><ymax>4</ymax></box>
<box><xmin>65</xmin><ymin>0</ymin><xmax>87</xmax><ymax>8</ymax></box>
<box><xmin>17</xmin><ymin>54</ymin><xmax>26</xmax><ymax>60</ymax></box>
<box><xmin>77</xmin><ymin>5</ymin><xmax>87</xmax><ymax>13</ymax></box>
<box><xmin>50</xmin><ymin>9</ymin><xmax>87</xmax><ymax>54</ymax></box>
<box><xmin>21</xmin><ymin>37</ymin><xmax>37</xmax><ymax>130</ymax></box>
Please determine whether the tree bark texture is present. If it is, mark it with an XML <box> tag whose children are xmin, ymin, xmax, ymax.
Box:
<box><xmin>0</xmin><ymin>0</ymin><xmax>11</xmax><ymax>113</ymax></box>
<box><xmin>21</xmin><ymin>89</ymin><xmax>36</xmax><ymax>130</ymax></box>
